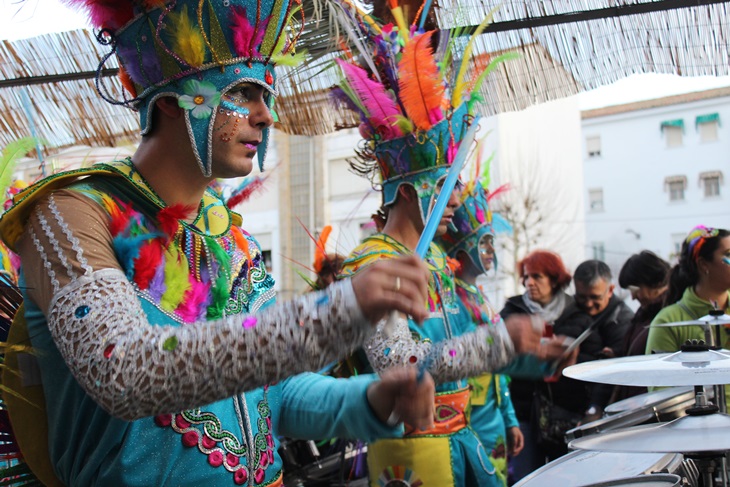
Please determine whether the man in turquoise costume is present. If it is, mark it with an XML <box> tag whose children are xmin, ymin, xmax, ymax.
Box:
<box><xmin>332</xmin><ymin>0</ymin><xmax>579</xmax><ymax>483</ymax></box>
<box><xmin>0</xmin><ymin>0</ymin><xmax>438</xmax><ymax>485</ymax></box>
<box><xmin>439</xmin><ymin>172</ymin><xmax>523</xmax><ymax>487</ymax></box>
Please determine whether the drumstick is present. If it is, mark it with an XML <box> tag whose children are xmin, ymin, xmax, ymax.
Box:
<box><xmin>382</xmin><ymin>117</ymin><xmax>481</xmax><ymax>342</ymax></box>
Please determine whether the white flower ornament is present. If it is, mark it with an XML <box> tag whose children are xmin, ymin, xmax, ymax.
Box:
<box><xmin>178</xmin><ymin>80</ymin><xmax>221</xmax><ymax>119</ymax></box>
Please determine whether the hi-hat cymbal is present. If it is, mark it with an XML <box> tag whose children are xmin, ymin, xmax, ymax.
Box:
<box><xmin>569</xmin><ymin>412</ymin><xmax>730</xmax><ymax>453</ymax></box>
<box><xmin>562</xmin><ymin>349</ymin><xmax>730</xmax><ymax>387</ymax></box>
<box><xmin>651</xmin><ymin>313</ymin><xmax>730</xmax><ymax>327</ymax></box>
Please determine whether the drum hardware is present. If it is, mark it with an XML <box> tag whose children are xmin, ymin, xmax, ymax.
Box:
<box><xmin>650</xmin><ymin>310</ymin><xmax>730</xmax><ymax>415</ymax></box>
<box><xmin>569</xmin><ymin>390</ymin><xmax>728</xmax><ymax>486</ymax></box>
<box><xmin>605</xmin><ymin>387</ymin><xmax>695</xmax><ymax>417</ymax></box>
<box><xmin>569</xmin><ymin>387</ymin><xmax>697</xmax><ymax>443</ymax></box>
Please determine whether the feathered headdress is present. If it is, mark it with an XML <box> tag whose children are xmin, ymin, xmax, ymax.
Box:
<box><xmin>438</xmin><ymin>136</ymin><xmax>511</xmax><ymax>273</ymax></box>
<box><xmin>331</xmin><ymin>0</ymin><xmax>514</xmax><ymax>224</ymax></box>
<box><xmin>63</xmin><ymin>0</ymin><xmax>306</xmax><ymax>176</ymax></box>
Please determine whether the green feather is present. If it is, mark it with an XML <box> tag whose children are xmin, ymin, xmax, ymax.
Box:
<box><xmin>0</xmin><ymin>137</ymin><xmax>38</xmax><ymax>196</ymax></box>
<box><xmin>205</xmin><ymin>236</ymin><xmax>231</xmax><ymax>319</ymax></box>
<box><xmin>270</xmin><ymin>50</ymin><xmax>307</xmax><ymax>67</ymax></box>
<box><xmin>160</xmin><ymin>247</ymin><xmax>192</xmax><ymax>311</ymax></box>
<box><xmin>468</xmin><ymin>51</ymin><xmax>522</xmax><ymax>111</ymax></box>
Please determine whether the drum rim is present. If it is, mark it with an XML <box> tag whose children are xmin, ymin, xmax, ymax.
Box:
<box><xmin>513</xmin><ymin>450</ymin><xmax>681</xmax><ymax>487</ymax></box>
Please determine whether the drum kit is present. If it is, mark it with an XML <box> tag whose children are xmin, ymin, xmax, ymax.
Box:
<box><xmin>515</xmin><ymin>311</ymin><xmax>730</xmax><ymax>487</ymax></box>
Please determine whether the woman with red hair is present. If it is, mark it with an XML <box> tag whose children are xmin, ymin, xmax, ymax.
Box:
<box><xmin>500</xmin><ymin>250</ymin><xmax>591</xmax><ymax>482</ymax></box>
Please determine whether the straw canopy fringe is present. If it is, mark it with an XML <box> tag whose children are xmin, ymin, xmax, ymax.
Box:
<box><xmin>0</xmin><ymin>0</ymin><xmax>728</xmax><ymax>155</ymax></box>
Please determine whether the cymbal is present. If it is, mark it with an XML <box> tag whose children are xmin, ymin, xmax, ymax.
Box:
<box><xmin>562</xmin><ymin>349</ymin><xmax>730</xmax><ymax>386</ymax></box>
<box><xmin>569</xmin><ymin>412</ymin><xmax>730</xmax><ymax>453</ymax></box>
<box><xmin>651</xmin><ymin>313</ymin><xmax>730</xmax><ymax>327</ymax></box>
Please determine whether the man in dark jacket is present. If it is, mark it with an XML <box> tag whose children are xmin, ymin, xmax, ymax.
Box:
<box><xmin>573</xmin><ymin>260</ymin><xmax>634</xmax><ymax>422</ymax></box>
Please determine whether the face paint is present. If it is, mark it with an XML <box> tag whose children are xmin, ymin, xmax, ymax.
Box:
<box><xmin>722</xmin><ymin>257</ymin><xmax>730</xmax><ymax>266</ymax></box>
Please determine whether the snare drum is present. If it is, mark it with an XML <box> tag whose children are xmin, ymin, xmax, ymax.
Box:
<box><xmin>514</xmin><ymin>450</ymin><xmax>686</xmax><ymax>487</ymax></box>
<box><xmin>605</xmin><ymin>387</ymin><xmax>695</xmax><ymax>421</ymax></box>
<box><xmin>583</xmin><ymin>474</ymin><xmax>682</xmax><ymax>487</ymax></box>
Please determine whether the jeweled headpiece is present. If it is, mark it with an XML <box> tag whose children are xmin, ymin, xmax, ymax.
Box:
<box><xmin>67</xmin><ymin>0</ymin><xmax>305</xmax><ymax>176</ymax></box>
<box><xmin>439</xmin><ymin>144</ymin><xmax>510</xmax><ymax>273</ymax></box>
<box><xmin>332</xmin><ymin>1</ymin><xmax>504</xmax><ymax>223</ymax></box>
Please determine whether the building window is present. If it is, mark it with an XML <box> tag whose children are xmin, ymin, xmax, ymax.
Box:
<box><xmin>586</xmin><ymin>136</ymin><xmax>601</xmax><ymax>158</ymax></box>
<box><xmin>588</xmin><ymin>188</ymin><xmax>604</xmax><ymax>212</ymax></box>
<box><xmin>697</xmin><ymin>113</ymin><xmax>720</xmax><ymax>143</ymax></box>
<box><xmin>591</xmin><ymin>242</ymin><xmax>605</xmax><ymax>261</ymax></box>
<box><xmin>664</xmin><ymin>175</ymin><xmax>687</xmax><ymax>202</ymax></box>
<box><xmin>661</xmin><ymin>119</ymin><xmax>684</xmax><ymax>148</ymax></box>
<box><xmin>670</xmin><ymin>233</ymin><xmax>686</xmax><ymax>262</ymax></box>
<box><xmin>261</xmin><ymin>250</ymin><xmax>273</xmax><ymax>273</ymax></box>
<box><xmin>700</xmin><ymin>171</ymin><xmax>723</xmax><ymax>198</ymax></box>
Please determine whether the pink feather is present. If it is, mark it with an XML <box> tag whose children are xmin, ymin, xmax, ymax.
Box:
<box><xmin>176</xmin><ymin>275</ymin><xmax>212</xmax><ymax>323</ymax></box>
<box><xmin>230</xmin><ymin>7</ymin><xmax>269</xmax><ymax>57</ymax></box>
<box><xmin>487</xmin><ymin>183</ymin><xmax>510</xmax><ymax>203</ymax></box>
<box><xmin>62</xmin><ymin>0</ymin><xmax>134</xmax><ymax>29</ymax></box>
<box><xmin>336</xmin><ymin>59</ymin><xmax>403</xmax><ymax>140</ymax></box>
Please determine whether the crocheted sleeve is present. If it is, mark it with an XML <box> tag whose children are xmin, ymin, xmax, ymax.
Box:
<box><xmin>364</xmin><ymin>314</ymin><xmax>514</xmax><ymax>384</ymax></box>
<box><xmin>16</xmin><ymin>192</ymin><xmax>371</xmax><ymax>420</ymax></box>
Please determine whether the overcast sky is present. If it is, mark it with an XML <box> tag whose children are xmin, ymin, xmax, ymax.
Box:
<box><xmin>2</xmin><ymin>0</ymin><xmax>729</xmax><ymax>111</ymax></box>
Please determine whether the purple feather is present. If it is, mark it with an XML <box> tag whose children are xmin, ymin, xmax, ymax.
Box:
<box><xmin>330</xmin><ymin>87</ymin><xmax>367</xmax><ymax>123</ymax></box>
<box><xmin>118</xmin><ymin>44</ymin><xmax>163</xmax><ymax>86</ymax></box>
<box><xmin>148</xmin><ymin>256</ymin><xmax>167</xmax><ymax>301</ymax></box>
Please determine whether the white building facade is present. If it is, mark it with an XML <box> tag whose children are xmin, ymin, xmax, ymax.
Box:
<box><xmin>582</xmin><ymin>87</ymin><xmax>730</xmax><ymax>275</ymax></box>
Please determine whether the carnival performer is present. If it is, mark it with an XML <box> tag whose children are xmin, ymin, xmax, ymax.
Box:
<box><xmin>646</xmin><ymin>225</ymin><xmax>730</xmax><ymax>405</ymax></box>
<box><xmin>438</xmin><ymin>173</ymin><xmax>520</xmax><ymax>486</ymax></box>
<box><xmin>0</xmin><ymin>0</ymin><xmax>438</xmax><ymax>485</ymax></box>
<box><xmin>439</xmin><ymin>163</ymin><xmax>578</xmax><ymax>486</ymax></box>
<box><xmin>332</xmin><ymin>2</ymin><xmax>572</xmax><ymax>484</ymax></box>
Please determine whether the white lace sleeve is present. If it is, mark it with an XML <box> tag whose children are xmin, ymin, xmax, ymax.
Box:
<box><xmin>365</xmin><ymin>315</ymin><xmax>514</xmax><ymax>384</ymax></box>
<box><xmin>19</xmin><ymin>193</ymin><xmax>371</xmax><ymax>420</ymax></box>
<box><xmin>48</xmin><ymin>269</ymin><xmax>369</xmax><ymax>420</ymax></box>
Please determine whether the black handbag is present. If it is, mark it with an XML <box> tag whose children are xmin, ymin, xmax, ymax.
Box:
<box><xmin>533</xmin><ymin>387</ymin><xmax>582</xmax><ymax>450</ymax></box>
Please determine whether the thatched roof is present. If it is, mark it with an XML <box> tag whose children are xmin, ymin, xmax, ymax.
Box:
<box><xmin>1</xmin><ymin>0</ymin><xmax>728</xmax><ymax>155</ymax></box>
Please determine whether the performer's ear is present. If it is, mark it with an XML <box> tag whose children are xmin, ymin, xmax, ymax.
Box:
<box><xmin>398</xmin><ymin>185</ymin><xmax>418</xmax><ymax>202</ymax></box>
<box><xmin>154</xmin><ymin>97</ymin><xmax>184</xmax><ymax>119</ymax></box>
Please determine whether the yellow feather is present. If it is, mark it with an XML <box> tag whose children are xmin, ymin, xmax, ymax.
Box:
<box><xmin>451</xmin><ymin>6</ymin><xmax>498</xmax><ymax>107</ymax></box>
<box><xmin>167</xmin><ymin>6</ymin><xmax>206</xmax><ymax>67</ymax></box>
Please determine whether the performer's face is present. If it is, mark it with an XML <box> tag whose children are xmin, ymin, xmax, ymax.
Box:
<box><xmin>429</xmin><ymin>179</ymin><xmax>462</xmax><ymax>237</ymax></box>
<box><xmin>210</xmin><ymin>82</ymin><xmax>274</xmax><ymax>179</ymax></box>
<box><xmin>478</xmin><ymin>233</ymin><xmax>495</xmax><ymax>271</ymax></box>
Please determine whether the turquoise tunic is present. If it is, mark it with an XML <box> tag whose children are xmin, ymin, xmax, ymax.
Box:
<box><xmin>10</xmin><ymin>163</ymin><xmax>398</xmax><ymax>487</ymax></box>
<box><xmin>341</xmin><ymin>234</ymin><xmax>501</xmax><ymax>487</ymax></box>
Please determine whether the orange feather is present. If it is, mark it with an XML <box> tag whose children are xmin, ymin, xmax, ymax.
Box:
<box><xmin>397</xmin><ymin>31</ymin><xmax>445</xmax><ymax>131</ymax></box>
<box><xmin>313</xmin><ymin>225</ymin><xmax>332</xmax><ymax>273</ymax></box>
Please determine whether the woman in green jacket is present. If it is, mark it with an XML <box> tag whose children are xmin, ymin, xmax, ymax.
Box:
<box><xmin>645</xmin><ymin>225</ymin><xmax>730</xmax><ymax>404</ymax></box>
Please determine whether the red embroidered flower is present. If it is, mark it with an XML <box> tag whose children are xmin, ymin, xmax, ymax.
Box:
<box><xmin>234</xmin><ymin>469</ymin><xmax>248</xmax><ymax>485</ymax></box>
<box><xmin>182</xmin><ymin>430</ymin><xmax>199</xmax><ymax>447</ymax></box>
<box><xmin>254</xmin><ymin>468</ymin><xmax>265</xmax><ymax>484</ymax></box>
<box><xmin>154</xmin><ymin>414</ymin><xmax>172</xmax><ymax>427</ymax></box>
<box><xmin>202</xmin><ymin>435</ymin><xmax>217</xmax><ymax>449</ymax></box>
<box><xmin>208</xmin><ymin>450</ymin><xmax>224</xmax><ymax>467</ymax></box>
<box><xmin>259</xmin><ymin>453</ymin><xmax>268</xmax><ymax>467</ymax></box>
<box><xmin>226</xmin><ymin>453</ymin><xmax>240</xmax><ymax>467</ymax></box>
<box><xmin>175</xmin><ymin>415</ymin><xmax>191</xmax><ymax>429</ymax></box>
